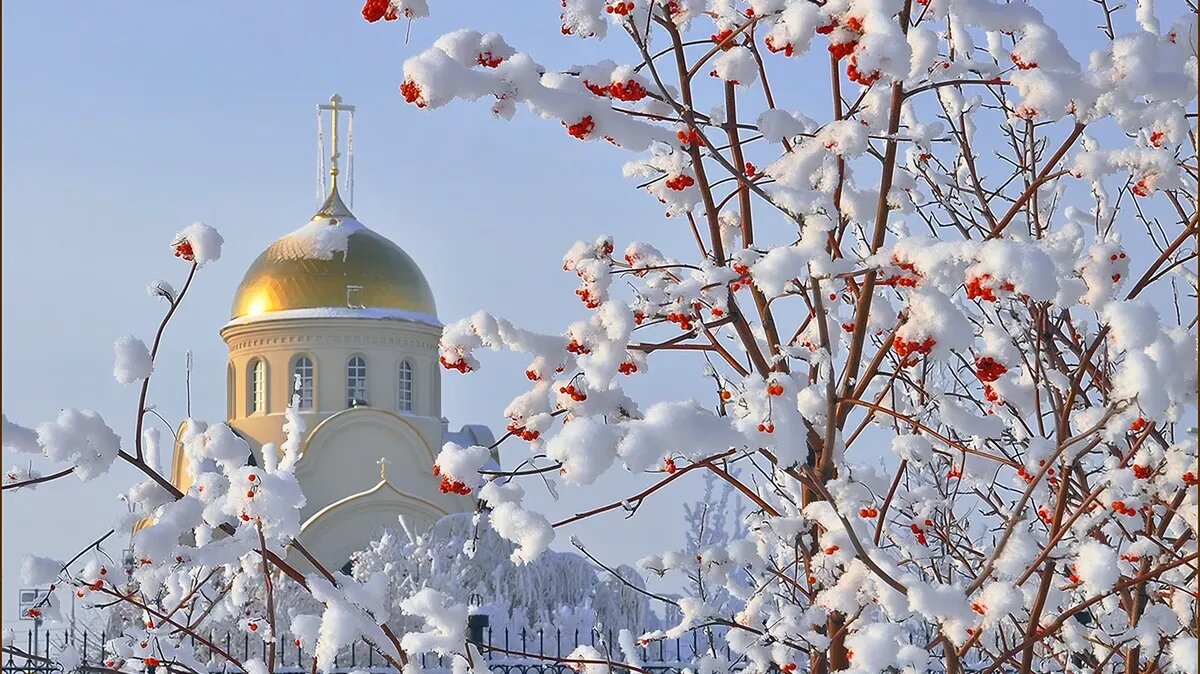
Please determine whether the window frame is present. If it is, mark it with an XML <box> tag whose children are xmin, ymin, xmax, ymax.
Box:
<box><xmin>247</xmin><ymin>357</ymin><xmax>267</xmax><ymax>416</ymax></box>
<box><xmin>291</xmin><ymin>354</ymin><xmax>316</xmax><ymax>411</ymax></box>
<box><xmin>398</xmin><ymin>359</ymin><xmax>414</xmax><ymax>413</ymax></box>
<box><xmin>346</xmin><ymin>355</ymin><xmax>368</xmax><ymax>408</ymax></box>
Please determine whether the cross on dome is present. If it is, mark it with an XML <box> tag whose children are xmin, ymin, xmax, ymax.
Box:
<box><xmin>318</xmin><ymin>93</ymin><xmax>355</xmax><ymax>181</ymax></box>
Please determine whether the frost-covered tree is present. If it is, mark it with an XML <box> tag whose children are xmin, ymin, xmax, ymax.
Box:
<box><xmin>4</xmin><ymin>2</ymin><xmax>1199</xmax><ymax>674</ymax></box>
<box><xmin>349</xmin><ymin>513</ymin><xmax>658</xmax><ymax>634</ymax></box>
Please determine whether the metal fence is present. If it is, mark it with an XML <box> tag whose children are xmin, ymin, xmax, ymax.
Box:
<box><xmin>3</xmin><ymin>627</ymin><xmax>728</xmax><ymax>673</ymax></box>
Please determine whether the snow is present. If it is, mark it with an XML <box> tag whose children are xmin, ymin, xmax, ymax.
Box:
<box><xmin>19</xmin><ymin>555</ymin><xmax>62</xmax><ymax>585</ymax></box>
<box><xmin>1168</xmin><ymin>637</ymin><xmax>1198</xmax><ymax>674</ymax></box>
<box><xmin>112</xmin><ymin>335</ymin><xmax>153</xmax><ymax>385</ymax></box>
<box><xmin>711</xmin><ymin>47</ymin><xmax>758</xmax><ymax>87</ymax></box>
<box><xmin>399</xmin><ymin>589</ymin><xmax>467</xmax><ymax>657</ymax></box>
<box><xmin>2</xmin><ymin>414</ymin><xmax>40</xmax><ymax>454</ymax></box>
<box><xmin>36</xmin><ymin>408</ymin><xmax>121</xmax><ymax>481</ymax></box>
<box><xmin>1076</xmin><ymin>540</ymin><xmax>1120</xmax><ymax>596</ymax></box>
<box><xmin>173</xmin><ymin>222</ymin><xmax>223</xmax><ymax>266</ymax></box>
<box><xmin>276</xmin><ymin>217</ymin><xmax>366</xmax><ymax>261</ymax></box>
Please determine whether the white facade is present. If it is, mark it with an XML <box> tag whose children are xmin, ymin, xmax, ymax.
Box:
<box><xmin>167</xmin><ymin>184</ymin><xmax>492</xmax><ymax>574</ymax></box>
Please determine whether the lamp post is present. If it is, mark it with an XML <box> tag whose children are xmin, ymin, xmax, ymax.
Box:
<box><xmin>466</xmin><ymin>593</ymin><xmax>489</xmax><ymax>650</ymax></box>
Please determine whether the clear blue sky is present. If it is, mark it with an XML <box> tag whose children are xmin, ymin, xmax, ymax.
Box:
<box><xmin>0</xmin><ymin>2</ymin><xmax>718</xmax><ymax>629</ymax></box>
<box><xmin>1</xmin><ymin>0</ymin><xmax>1174</xmax><ymax>635</ymax></box>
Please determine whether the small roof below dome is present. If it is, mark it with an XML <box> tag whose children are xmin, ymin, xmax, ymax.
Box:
<box><xmin>230</xmin><ymin>186</ymin><xmax>437</xmax><ymax>321</ymax></box>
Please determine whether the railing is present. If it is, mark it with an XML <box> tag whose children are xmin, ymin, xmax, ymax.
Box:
<box><xmin>3</xmin><ymin>628</ymin><xmax>731</xmax><ymax>673</ymax></box>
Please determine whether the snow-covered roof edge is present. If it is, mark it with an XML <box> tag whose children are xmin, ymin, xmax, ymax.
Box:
<box><xmin>224</xmin><ymin>307</ymin><xmax>443</xmax><ymax>329</ymax></box>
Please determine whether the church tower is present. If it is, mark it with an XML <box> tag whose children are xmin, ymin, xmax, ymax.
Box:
<box><xmin>175</xmin><ymin>95</ymin><xmax>492</xmax><ymax>573</ymax></box>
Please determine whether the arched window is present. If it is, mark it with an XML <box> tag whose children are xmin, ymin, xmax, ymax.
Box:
<box><xmin>347</xmin><ymin>356</ymin><xmax>368</xmax><ymax>407</ymax></box>
<box><xmin>398</xmin><ymin>360</ymin><xmax>414</xmax><ymax>412</ymax></box>
<box><xmin>248</xmin><ymin>358</ymin><xmax>266</xmax><ymax>415</ymax></box>
<box><xmin>292</xmin><ymin>356</ymin><xmax>314</xmax><ymax>411</ymax></box>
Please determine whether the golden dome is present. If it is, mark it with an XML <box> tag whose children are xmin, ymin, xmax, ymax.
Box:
<box><xmin>230</xmin><ymin>187</ymin><xmax>437</xmax><ymax>320</ymax></box>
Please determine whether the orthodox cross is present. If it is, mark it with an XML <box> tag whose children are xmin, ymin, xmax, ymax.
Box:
<box><xmin>318</xmin><ymin>93</ymin><xmax>356</xmax><ymax>201</ymax></box>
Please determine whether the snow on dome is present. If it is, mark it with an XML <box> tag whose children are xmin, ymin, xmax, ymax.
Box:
<box><xmin>228</xmin><ymin>190</ymin><xmax>436</xmax><ymax>320</ymax></box>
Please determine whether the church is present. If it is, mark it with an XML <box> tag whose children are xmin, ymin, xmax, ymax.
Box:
<box><xmin>165</xmin><ymin>95</ymin><xmax>493</xmax><ymax>573</ymax></box>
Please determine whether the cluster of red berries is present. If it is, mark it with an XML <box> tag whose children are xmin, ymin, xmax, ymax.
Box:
<box><xmin>604</xmin><ymin>1</ymin><xmax>635</xmax><ymax>15</ymax></box>
<box><xmin>143</xmin><ymin>658</ymin><xmax>161</xmax><ymax>668</ymax></box>
<box><xmin>970</xmin><ymin>601</ymin><xmax>987</xmax><ymax>616</ymax></box>
<box><xmin>248</xmin><ymin>622</ymin><xmax>260</xmax><ymax>632</ymax></box>
<box><xmin>665</xmin><ymin>311</ymin><xmax>696</xmax><ymax>331</ymax></box>
<box><xmin>893</xmin><ymin>335</ymin><xmax>936</xmax><ymax>366</ymax></box>
<box><xmin>567</xmin><ymin>339</ymin><xmax>591</xmax><ymax>355</ymax></box>
<box><xmin>506</xmin><ymin>421</ymin><xmax>540</xmax><ymax>442</ymax></box>
<box><xmin>823</xmin><ymin>545</ymin><xmax>840</xmax><ymax>555</ymax></box>
<box><xmin>575</xmin><ymin>287</ymin><xmax>603</xmax><ymax>309</ymax></box>
<box><xmin>584</xmin><ymin>80</ymin><xmax>609</xmax><ymax>96</ymax></box>
<box><xmin>764</xmin><ymin>35</ymin><xmax>795</xmax><ymax>56</ymax></box>
<box><xmin>440</xmin><ymin>355</ymin><xmax>472</xmax><ymax>373</ymax></box>
<box><xmin>767</xmin><ymin>382</ymin><xmax>784</xmax><ymax>396</ymax></box>
<box><xmin>879</xmin><ymin>255</ymin><xmax>922</xmax><ymax>287</ymax></box>
<box><xmin>400</xmin><ymin>79</ymin><xmax>425</xmax><ymax>108</ymax></box>
<box><xmin>663</xmin><ymin>457</ymin><xmax>677</xmax><ymax>474</ymax></box>
<box><xmin>859</xmin><ymin>506</ymin><xmax>879</xmax><ymax>518</ymax></box>
<box><xmin>174</xmin><ymin>240</ymin><xmax>195</xmax><ymax>262</ymax></box>
<box><xmin>1119</xmin><ymin>553</ymin><xmax>1143</xmax><ymax>564</ymax></box>
<box><xmin>677</xmin><ymin>128</ymin><xmax>702</xmax><ymax>146</ymax></box>
<box><xmin>618</xmin><ymin>361</ymin><xmax>638</xmax><ymax>375</ymax></box>
<box><xmin>665</xmin><ymin>173</ymin><xmax>695</xmax><ymax>191</ymax></box>
<box><xmin>910</xmin><ymin>520</ymin><xmax>931</xmax><ymax>545</ymax></box>
<box><xmin>609</xmin><ymin>79</ymin><xmax>647</xmax><ymax>101</ymax></box>
<box><xmin>974</xmin><ymin>356</ymin><xmax>1007</xmax><ymax>383</ymax></box>
<box><xmin>432</xmin><ymin>465</ymin><xmax>472</xmax><ymax>495</ymax></box>
<box><xmin>1110</xmin><ymin>500</ymin><xmax>1138</xmax><ymax>517</ymax></box>
<box><xmin>361</xmin><ymin>0</ymin><xmax>399</xmax><ymax>22</ymax></box>
<box><xmin>526</xmin><ymin>369</ymin><xmax>541</xmax><ymax>381</ymax></box>
<box><xmin>966</xmin><ymin>273</ymin><xmax>1016</xmax><ymax>302</ymax></box>
<box><xmin>781</xmin><ymin>663</ymin><xmax>798</xmax><ymax>673</ymax></box>
<box><xmin>566</xmin><ymin>116</ymin><xmax>596</xmax><ymax>140</ymax></box>
<box><xmin>559</xmin><ymin>384</ymin><xmax>588</xmax><ymax>402</ymax></box>
<box><xmin>1038</xmin><ymin>505</ymin><xmax>1054</xmax><ymax>524</ymax></box>
<box><xmin>818</xmin><ymin>17</ymin><xmax>861</xmax><ymax>60</ymax></box>
<box><xmin>1132</xmin><ymin>464</ymin><xmax>1153</xmax><ymax>479</ymax></box>
<box><xmin>756</xmin><ymin>422</ymin><xmax>776</xmax><ymax>434</ymax></box>
<box><xmin>477</xmin><ymin>51</ymin><xmax>504</xmax><ymax>68</ymax></box>
<box><xmin>1010</xmin><ymin>53</ymin><xmax>1037</xmax><ymax>70</ymax></box>
<box><xmin>1184</xmin><ymin>472</ymin><xmax>1198</xmax><ymax>486</ymax></box>
<box><xmin>1149</xmin><ymin>130</ymin><xmax>1166</xmax><ymax>147</ymax></box>
<box><xmin>846</xmin><ymin>58</ymin><xmax>881</xmax><ymax>86</ymax></box>
<box><xmin>1016</xmin><ymin>463</ymin><xmax>1052</xmax><ymax>485</ymax></box>
<box><xmin>1067</xmin><ymin>564</ymin><xmax>1082</xmax><ymax>584</ymax></box>
<box><xmin>1131</xmin><ymin>416</ymin><xmax>1149</xmax><ymax>432</ymax></box>
<box><xmin>710</xmin><ymin>29</ymin><xmax>736</xmax><ymax>50</ymax></box>
<box><xmin>947</xmin><ymin>467</ymin><xmax>963</xmax><ymax>479</ymax></box>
